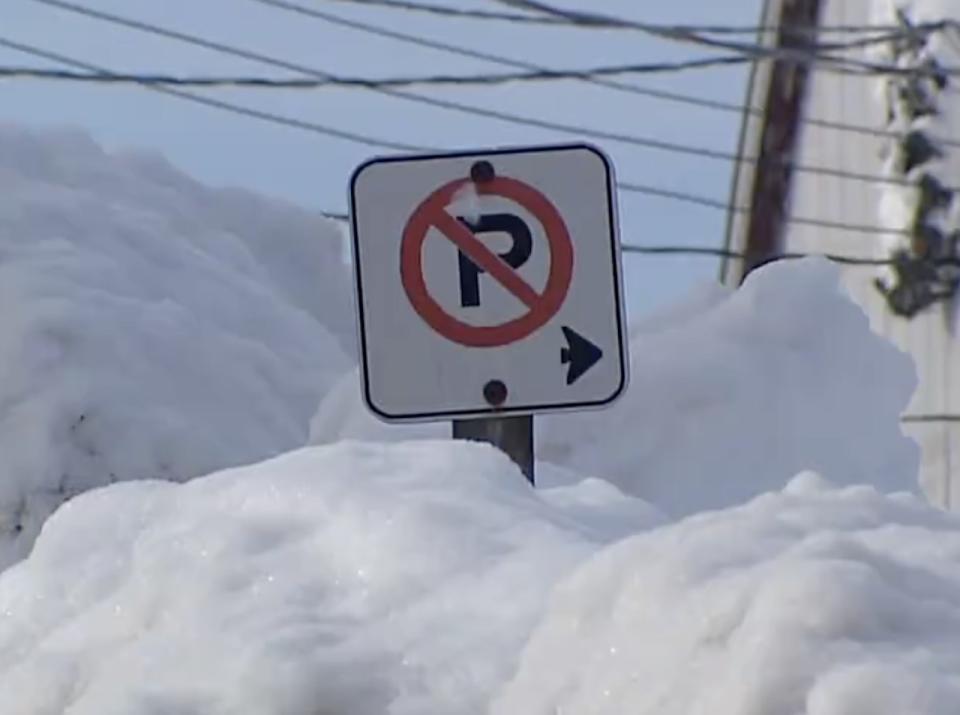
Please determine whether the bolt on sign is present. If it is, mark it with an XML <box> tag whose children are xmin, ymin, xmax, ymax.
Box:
<box><xmin>348</xmin><ymin>143</ymin><xmax>629</xmax><ymax>422</ymax></box>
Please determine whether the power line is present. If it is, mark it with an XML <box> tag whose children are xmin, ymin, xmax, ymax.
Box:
<box><xmin>248</xmin><ymin>0</ymin><xmax>777</xmax><ymax>137</ymax></box>
<box><xmin>250</xmin><ymin>0</ymin><xmax>748</xmax><ymax>78</ymax></box>
<box><xmin>306</xmin><ymin>207</ymin><xmax>901</xmax><ymax>257</ymax></box>
<box><xmin>490</xmin><ymin>0</ymin><xmax>957</xmax><ymax>79</ymax></box>
<box><xmin>318</xmin><ymin>207</ymin><xmax>897</xmax><ymax>265</ymax></box>
<box><xmin>23</xmin><ymin>0</ymin><xmax>944</xmax><ymax>191</ymax></box>
<box><xmin>322</xmin><ymin>0</ymin><xmax>928</xmax><ymax>36</ymax></box>
<box><xmin>312</xmin><ymin>180</ymin><xmax>907</xmax><ymax>241</ymax></box>
<box><xmin>3</xmin><ymin>2</ymin><xmax>807</xmax><ymax>182</ymax></box>
<box><xmin>260</xmin><ymin>0</ymin><xmax>936</xmax><ymax>72</ymax></box>
<box><xmin>0</xmin><ymin>56</ymin><xmax>758</xmax><ymax>89</ymax></box>
<box><xmin>618</xmin><ymin>180</ymin><xmax>911</xmax><ymax>237</ymax></box>
<box><xmin>620</xmin><ymin>244</ymin><xmax>892</xmax><ymax>265</ymax></box>
<box><xmin>0</xmin><ymin>36</ymin><xmax>918</xmax><ymax>239</ymax></box>
<box><xmin>18</xmin><ymin>2</ymin><xmax>954</xmax><ymax>161</ymax></box>
<box><xmin>0</xmin><ymin>37</ymin><xmax>429</xmax><ymax>152</ymax></box>
<box><xmin>322</xmin><ymin>187</ymin><xmax>915</xmax><ymax>241</ymax></box>
<box><xmin>244</xmin><ymin>0</ymin><xmax>956</xmax><ymax>186</ymax></box>
<box><xmin>330</xmin><ymin>175</ymin><xmax>907</xmax><ymax>240</ymax></box>
<box><xmin>19</xmin><ymin>0</ymin><xmax>747</xmax><ymax>160</ymax></box>
<box><xmin>902</xmin><ymin>414</ymin><xmax>960</xmax><ymax>423</ymax></box>
<box><xmin>321</xmin><ymin>0</ymin><xmax>568</xmax><ymax>25</ymax></box>
<box><xmin>6</xmin><ymin>22</ymin><xmax>951</xmax><ymax>155</ymax></box>
<box><xmin>247</xmin><ymin>0</ymin><xmax>960</xmax><ymax>150</ymax></box>
<box><xmin>3</xmin><ymin>48</ymin><xmax>930</xmax><ymax>243</ymax></box>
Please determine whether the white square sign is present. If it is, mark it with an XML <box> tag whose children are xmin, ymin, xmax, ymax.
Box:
<box><xmin>348</xmin><ymin>143</ymin><xmax>629</xmax><ymax>422</ymax></box>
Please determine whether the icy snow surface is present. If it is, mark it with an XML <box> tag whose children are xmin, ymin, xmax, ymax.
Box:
<box><xmin>0</xmin><ymin>125</ymin><xmax>352</xmax><ymax>568</ymax></box>
<box><xmin>312</xmin><ymin>258</ymin><xmax>920</xmax><ymax>516</ymax></box>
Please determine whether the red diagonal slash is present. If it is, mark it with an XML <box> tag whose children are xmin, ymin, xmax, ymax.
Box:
<box><xmin>431</xmin><ymin>210</ymin><xmax>541</xmax><ymax>308</ymax></box>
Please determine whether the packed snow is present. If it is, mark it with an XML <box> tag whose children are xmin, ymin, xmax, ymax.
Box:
<box><xmin>312</xmin><ymin>258</ymin><xmax>920</xmax><ymax>516</ymax></box>
<box><xmin>0</xmin><ymin>125</ymin><xmax>353</xmax><ymax>568</ymax></box>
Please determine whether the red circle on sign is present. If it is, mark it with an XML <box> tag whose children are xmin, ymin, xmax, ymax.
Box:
<box><xmin>400</xmin><ymin>175</ymin><xmax>574</xmax><ymax>348</ymax></box>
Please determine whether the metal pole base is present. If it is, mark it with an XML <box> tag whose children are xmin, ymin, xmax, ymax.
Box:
<box><xmin>453</xmin><ymin>416</ymin><xmax>534</xmax><ymax>486</ymax></box>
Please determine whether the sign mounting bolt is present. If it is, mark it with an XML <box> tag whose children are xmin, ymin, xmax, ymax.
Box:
<box><xmin>483</xmin><ymin>379</ymin><xmax>508</xmax><ymax>407</ymax></box>
<box><xmin>470</xmin><ymin>160</ymin><xmax>496</xmax><ymax>184</ymax></box>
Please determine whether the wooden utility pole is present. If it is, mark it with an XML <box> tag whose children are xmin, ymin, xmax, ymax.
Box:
<box><xmin>721</xmin><ymin>0</ymin><xmax>823</xmax><ymax>284</ymax></box>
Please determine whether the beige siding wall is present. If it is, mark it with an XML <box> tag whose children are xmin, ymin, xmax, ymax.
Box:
<box><xmin>729</xmin><ymin>0</ymin><xmax>958</xmax><ymax>506</ymax></box>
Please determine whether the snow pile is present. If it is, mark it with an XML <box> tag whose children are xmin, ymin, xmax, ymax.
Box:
<box><xmin>0</xmin><ymin>124</ymin><xmax>937</xmax><ymax>713</ymax></box>
<box><xmin>0</xmin><ymin>441</ymin><xmax>660</xmax><ymax>715</ymax></box>
<box><xmin>494</xmin><ymin>473</ymin><xmax>960</xmax><ymax>715</ymax></box>
<box><xmin>540</xmin><ymin>258</ymin><xmax>919</xmax><ymax>514</ymax></box>
<box><xmin>2</xmin><ymin>443</ymin><xmax>958</xmax><ymax>714</ymax></box>
<box><xmin>0</xmin><ymin>125</ymin><xmax>352</xmax><ymax>568</ymax></box>
<box><xmin>312</xmin><ymin>258</ymin><xmax>920</xmax><ymax>515</ymax></box>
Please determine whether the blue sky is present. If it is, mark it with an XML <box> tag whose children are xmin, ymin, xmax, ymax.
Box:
<box><xmin>0</xmin><ymin>0</ymin><xmax>761</xmax><ymax>318</ymax></box>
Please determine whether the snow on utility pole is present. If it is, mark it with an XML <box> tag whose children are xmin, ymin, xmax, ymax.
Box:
<box><xmin>721</xmin><ymin>0</ymin><xmax>823</xmax><ymax>284</ymax></box>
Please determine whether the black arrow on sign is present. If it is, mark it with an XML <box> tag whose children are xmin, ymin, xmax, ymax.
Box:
<box><xmin>561</xmin><ymin>327</ymin><xmax>603</xmax><ymax>385</ymax></box>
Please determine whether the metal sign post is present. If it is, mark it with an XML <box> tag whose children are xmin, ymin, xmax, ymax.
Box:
<box><xmin>348</xmin><ymin>143</ymin><xmax>628</xmax><ymax>486</ymax></box>
<box><xmin>453</xmin><ymin>415</ymin><xmax>534</xmax><ymax>485</ymax></box>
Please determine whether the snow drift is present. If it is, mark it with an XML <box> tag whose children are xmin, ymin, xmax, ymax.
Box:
<box><xmin>0</xmin><ymin>124</ymin><xmax>938</xmax><ymax>715</ymax></box>
<box><xmin>0</xmin><ymin>440</ymin><xmax>660</xmax><ymax>715</ymax></box>
<box><xmin>311</xmin><ymin>258</ymin><xmax>920</xmax><ymax>516</ymax></box>
<box><xmin>1</xmin><ymin>443</ymin><xmax>957</xmax><ymax>715</ymax></box>
<box><xmin>494</xmin><ymin>473</ymin><xmax>960</xmax><ymax>715</ymax></box>
<box><xmin>0</xmin><ymin>125</ymin><xmax>352</xmax><ymax>568</ymax></box>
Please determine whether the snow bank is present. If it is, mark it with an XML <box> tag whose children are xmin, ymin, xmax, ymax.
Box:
<box><xmin>542</xmin><ymin>258</ymin><xmax>919</xmax><ymax>514</ymax></box>
<box><xmin>3</xmin><ymin>443</ymin><xmax>957</xmax><ymax>715</ymax></box>
<box><xmin>0</xmin><ymin>440</ymin><xmax>660</xmax><ymax>715</ymax></box>
<box><xmin>494</xmin><ymin>474</ymin><xmax>960</xmax><ymax>715</ymax></box>
<box><xmin>0</xmin><ymin>125</ymin><xmax>352</xmax><ymax>568</ymax></box>
<box><xmin>0</xmin><ymin>125</ymin><xmax>934</xmax><ymax>714</ymax></box>
<box><xmin>312</xmin><ymin>258</ymin><xmax>920</xmax><ymax>515</ymax></box>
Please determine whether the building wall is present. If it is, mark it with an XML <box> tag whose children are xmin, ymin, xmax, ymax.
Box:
<box><xmin>726</xmin><ymin>0</ymin><xmax>960</xmax><ymax>507</ymax></box>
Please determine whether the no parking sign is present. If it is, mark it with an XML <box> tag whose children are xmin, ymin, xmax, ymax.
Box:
<box><xmin>349</xmin><ymin>143</ymin><xmax>628</xmax><ymax>422</ymax></box>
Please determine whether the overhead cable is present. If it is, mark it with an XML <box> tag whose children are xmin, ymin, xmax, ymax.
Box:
<box><xmin>618</xmin><ymin>181</ymin><xmax>911</xmax><ymax>237</ymax></box>
<box><xmin>902</xmin><ymin>413</ymin><xmax>960</xmax><ymax>422</ymax></box>
<box><xmin>0</xmin><ymin>56</ymin><xmax>756</xmax><ymax>88</ymax></box>
<box><xmin>248</xmin><ymin>0</ymin><xmax>749</xmax><ymax>77</ymax></box>
<box><xmin>247</xmin><ymin>0</ymin><xmax>960</xmax><ymax>149</ymax></box>
<box><xmin>247</xmin><ymin>0</ymin><xmax>960</xmax><ymax>176</ymax></box>
<box><xmin>489</xmin><ymin>0</ymin><xmax>955</xmax><ymax>78</ymax></box>
<box><xmin>257</xmin><ymin>0</ymin><xmax>937</xmax><ymax>70</ymax></box>
<box><xmin>0</xmin><ymin>36</ymin><xmax>429</xmax><ymax>152</ymax></box>
<box><xmin>619</xmin><ymin>244</ymin><xmax>892</xmax><ymax>265</ymax></box>
<box><xmin>0</xmin><ymin>32</ymin><xmax>927</xmax><ymax>237</ymax></box>
<box><xmin>31</xmin><ymin>0</ymin><xmax>930</xmax><ymax>83</ymax></box>
<box><xmin>322</xmin><ymin>0</ymin><xmax>930</xmax><ymax>36</ymax></box>
<box><xmin>29</xmin><ymin>0</ymin><xmax>947</xmax><ymax>190</ymax></box>
<box><xmin>315</xmin><ymin>210</ymin><xmax>901</xmax><ymax>265</ymax></box>
<box><xmin>320</xmin><ymin>0</ymin><xmax>569</xmax><ymax>25</ymax></box>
